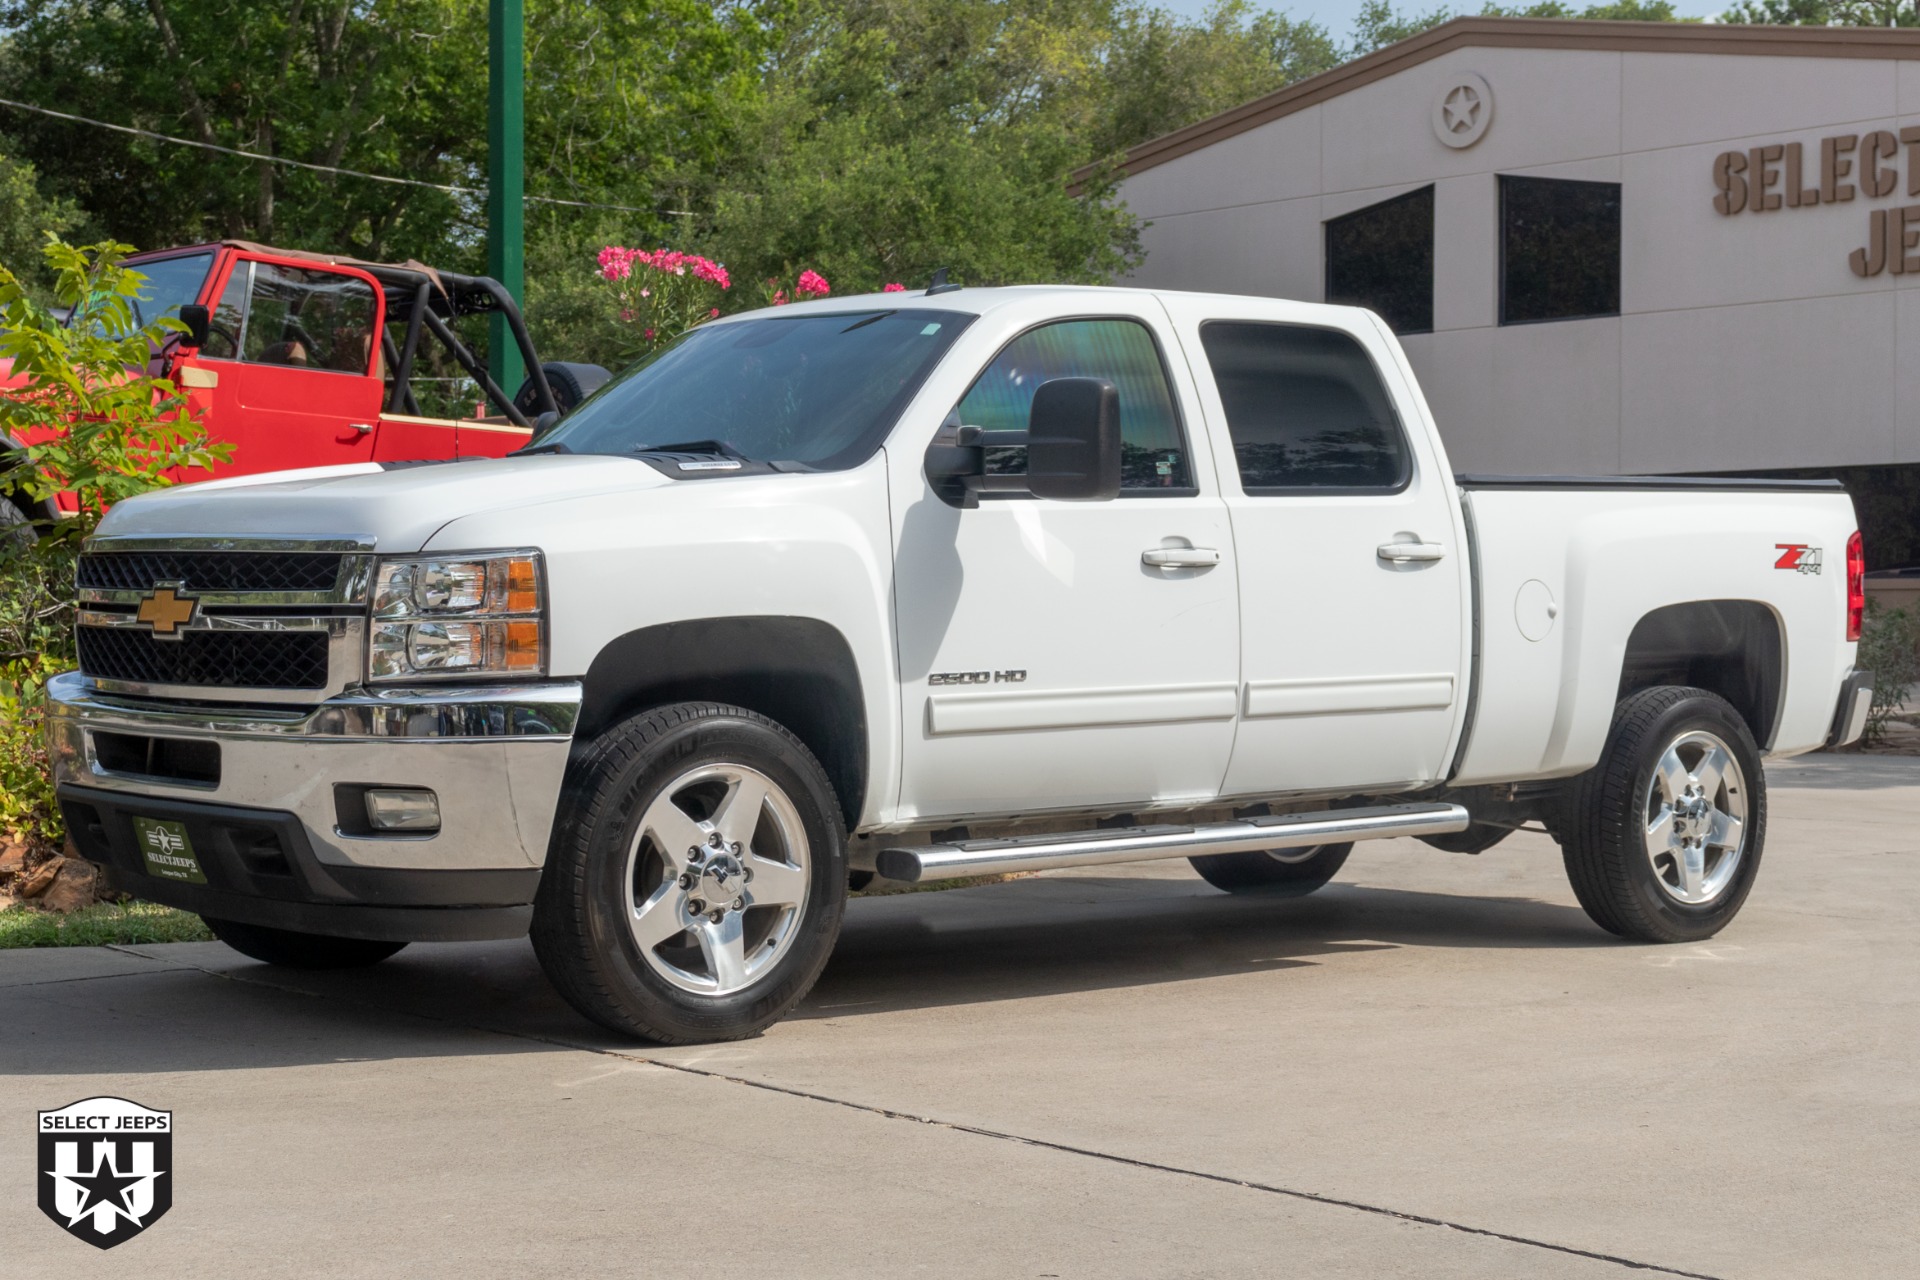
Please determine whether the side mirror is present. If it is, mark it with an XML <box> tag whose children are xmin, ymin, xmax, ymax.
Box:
<box><xmin>531</xmin><ymin>409</ymin><xmax>560</xmax><ymax>437</ymax></box>
<box><xmin>177</xmin><ymin>304</ymin><xmax>210</xmax><ymax>350</ymax></box>
<box><xmin>1025</xmin><ymin>377</ymin><xmax>1121</xmax><ymax>501</ymax></box>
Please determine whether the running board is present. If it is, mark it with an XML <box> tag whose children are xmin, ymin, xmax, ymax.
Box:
<box><xmin>874</xmin><ymin>802</ymin><xmax>1471</xmax><ymax>884</ymax></box>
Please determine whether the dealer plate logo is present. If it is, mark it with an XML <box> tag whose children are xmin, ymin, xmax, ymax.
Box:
<box><xmin>38</xmin><ymin>1096</ymin><xmax>172</xmax><ymax>1249</ymax></box>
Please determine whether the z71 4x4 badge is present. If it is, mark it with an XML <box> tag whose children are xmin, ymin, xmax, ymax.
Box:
<box><xmin>1775</xmin><ymin>544</ymin><xmax>1823</xmax><ymax>574</ymax></box>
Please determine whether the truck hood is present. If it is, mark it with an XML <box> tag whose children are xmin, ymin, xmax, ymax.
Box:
<box><xmin>94</xmin><ymin>455</ymin><xmax>673</xmax><ymax>552</ymax></box>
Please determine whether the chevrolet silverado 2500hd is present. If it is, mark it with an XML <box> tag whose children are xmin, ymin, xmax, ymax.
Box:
<box><xmin>45</xmin><ymin>285</ymin><xmax>1872</xmax><ymax>1043</ymax></box>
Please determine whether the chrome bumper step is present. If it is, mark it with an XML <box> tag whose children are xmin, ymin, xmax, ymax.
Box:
<box><xmin>875</xmin><ymin>802</ymin><xmax>1471</xmax><ymax>884</ymax></box>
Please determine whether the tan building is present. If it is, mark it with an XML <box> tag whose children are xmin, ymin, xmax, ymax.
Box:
<box><xmin>1104</xmin><ymin>17</ymin><xmax>1920</xmax><ymax>564</ymax></box>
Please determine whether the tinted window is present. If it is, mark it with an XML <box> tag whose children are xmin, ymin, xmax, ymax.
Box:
<box><xmin>1325</xmin><ymin>186</ymin><xmax>1433</xmax><ymax>336</ymax></box>
<box><xmin>956</xmin><ymin>319</ymin><xmax>1191</xmax><ymax>491</ymax></box>
<box><xmin>1198</xmin><ymin>322</ymin><xmax>1410</xmax><ymax>492</ymax></box>
<box><xmin>538</xmin><ymin>309</ymin><xmax>972</xmax><ymax>470</ymax></box>
<box><xmin>239</xmin><ymin>263</ymin><xmax>378</xmax><ymax>373</ymax></box>
<box><xmin>200</xmin><ymin>263</ymin><xmax>249</xmax><ymax>360</ymax></box>
<box><xmin>1500</xmin><ymin>176</ymin><xmax>1621</xmax><ymax>325</ymax></box>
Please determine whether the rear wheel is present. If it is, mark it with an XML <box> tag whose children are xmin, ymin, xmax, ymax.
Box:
<box><xmin>202</xmin><ymin>918</ymin><xmax>408</xmax><ymax>969</ymax></box>
<box><xmin>1559</xmin><ymin>686</ymin><xmax>1765</xmax><ymax>943</ymax></box>
<box><xmin>532</xmin><ymin>702</ymin><xmax>847</xmax><ymax>1044</ymax></box>
<box><xmin>1189</xmin><ymin>842</ymin><xmax>1353</xmax><ymax>896</ymax></box>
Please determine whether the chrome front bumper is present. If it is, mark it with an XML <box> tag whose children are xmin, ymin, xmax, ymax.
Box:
<box><xmin>45</xmin><ymin>672</ymin><xmax>580</xmax><ymax>872</ymax></box>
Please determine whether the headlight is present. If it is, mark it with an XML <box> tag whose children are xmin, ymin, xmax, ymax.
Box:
<box><xmin>368</xmin><ymin>550</ymin><xmax>546</xmax><ymax>680</ymax></box>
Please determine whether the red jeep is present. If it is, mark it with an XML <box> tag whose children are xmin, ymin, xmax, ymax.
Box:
<box><xmin>2</xmin><ymin>241</ymin><xmax>606</xmax><ymax>523</ymax></box>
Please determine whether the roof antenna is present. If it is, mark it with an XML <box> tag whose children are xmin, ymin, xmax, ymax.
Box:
<box><xmin>926</xmin><ymin>267</ymin><xmax>962</xmax><ymax>295</ymax></box>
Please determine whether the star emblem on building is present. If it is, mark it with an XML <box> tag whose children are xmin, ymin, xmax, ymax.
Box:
<box><xmin>1443</xmin><ymin>84</ymin><xmax>1481</xmax><ymax>133</ymax></box>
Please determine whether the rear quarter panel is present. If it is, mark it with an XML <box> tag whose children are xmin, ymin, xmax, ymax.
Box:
<box><xmin>1453</xmin><ymin>487</ymin><xmax>1858</xmax><ymax>785</ymax></box>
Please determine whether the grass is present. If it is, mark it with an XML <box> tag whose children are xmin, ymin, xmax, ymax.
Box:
<box><xmin>0</xmin><ymin>899</ymin><xmax>213</xmax><ymax>948</ymax></box>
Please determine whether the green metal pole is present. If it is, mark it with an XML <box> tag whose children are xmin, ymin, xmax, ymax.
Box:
<box><xmin>487</xmin><ymin>0</ymin><xmax>525</xmax><ymax>400</ymax></box>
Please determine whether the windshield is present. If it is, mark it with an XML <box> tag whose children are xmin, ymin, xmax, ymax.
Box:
<box><xmin>538</xmin><ymin>309</ymin><xmax>973</xmax><ymax>469</ymax></box>
<box><xmin>126</xmin><ymin>253</ymin><xmax>214</xmax><ymax>329</ymax></box>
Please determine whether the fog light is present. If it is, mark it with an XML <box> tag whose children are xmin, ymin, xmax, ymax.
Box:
<box><xmin>364</xmin><ymin>788</ymin><xmax>441</xmax><ymax>833</ymax></box>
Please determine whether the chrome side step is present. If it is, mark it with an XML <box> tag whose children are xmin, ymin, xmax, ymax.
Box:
<box><xmin>874</xmin><ymin>802</ymin><xmax>1470</xmax><ymax>884</ymax></box>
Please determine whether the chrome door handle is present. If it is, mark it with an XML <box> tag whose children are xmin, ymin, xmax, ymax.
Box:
<box><xmin>349</xmin><ymin>422</ymin><xmax>374</xmax><ymax>435</ymax></box>
<box><xmin>1377</xmin><ymin>540</ymin><xmax>1445</xmax><ymax>563</ymax></box>
<box><xmin>1142</xmin><ymin>547</ymin><xmax>1221</xmax><ymax>569</ymax></box>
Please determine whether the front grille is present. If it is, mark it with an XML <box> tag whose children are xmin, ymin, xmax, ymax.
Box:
<box><xmin>78</xmin><ymin>626</ymin><xmax>330</xmax><ymax>690</ymax></box>
<box><xmin>78</xmin><ymin>551</ymin><xmax>342</xmax><ymax>594</ymax></box>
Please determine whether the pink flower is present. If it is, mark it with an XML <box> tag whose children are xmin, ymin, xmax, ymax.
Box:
<box><xmin>771</xmin><ymin>289</ymin><xmax>788</xmax><ymax>306</ymax></box>
<box><xmin>795</xmin><ymin>269</ymin><xmax>830</xmax><ymax>297</ymax></box>
<box><xmin>882</xmin><ymin>282</ymin><xmax>905</xmax><ymax>292</ymax></box>
<box><xmin>597</xmin><ymin>245</ymin><xmax>636</xmax><ymax>281</ymax></box>
<box><xmin>692</xmin><ymin>257</ymin><xmax>731</xmax><ymax>290</ymax></box>
<box><xmin>709</xmin><ymin>307</ymin><xmax>720</xmax><ymax>318</ymax></box>
<box><xmin>639</xmin><ymin>287</ymin><xmax>650</xmax><ymax>298</ymax></box>
<box><xmin>644</xmin><ymin>327</ymin><xmax>656</xmax><ymax>341</ymax></box>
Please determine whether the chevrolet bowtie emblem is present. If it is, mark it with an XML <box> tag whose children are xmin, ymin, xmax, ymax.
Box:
<box><xmin>136</xmin><ymin>586</ymin><xmax>198</xmax><ymax>637</ymax></box>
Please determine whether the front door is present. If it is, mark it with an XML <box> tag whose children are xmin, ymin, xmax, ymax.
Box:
<box><xmin>1159</xmin><ymin>296</ymin><xmax>1471</xmax><ymax>798</ymax></box>
<box><xmin>183</xmin><ymin>256</ymin><xmax>385</xmax><ymax>479</ymax></box>
<box><xmin>890</xmin><ymin>306</ymin><xmax>1240</xmax><ymax>822</ymax></box>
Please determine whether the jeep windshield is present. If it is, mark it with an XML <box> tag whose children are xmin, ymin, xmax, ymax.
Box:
<box><xmin>532</xmin><ymin>308</ymin><xmax>974</xmax><ymax>470</ymax></box>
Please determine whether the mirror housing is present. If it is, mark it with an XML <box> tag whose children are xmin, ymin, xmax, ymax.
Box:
<box><xmin>176</xmin><ymin>304</ymin><xmax>210</xmax><ymax>350</ymax></box>
<box><xmin>1025</xmin><ymin>377</ymin><xmax>1121</xmax><ymax>501</ymax></box>
<box><xmin>924</xmin><ymin>377</ymin><xmax>1124</xmax><ymax>506</ymax></box>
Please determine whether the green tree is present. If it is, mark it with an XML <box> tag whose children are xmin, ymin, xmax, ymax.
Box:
<box><xmin>1089</xmin><ymin>1</ymin><xmax>1340</xmax><ymax>161</ymax></box>
<box><xmin>0</xmin><ymin>145</ymin><xmax>83</xmax><ymax>299</ymax></box>
<box><xmin>0</xmin><ymin>2</ymin><xmax>776</xmax><ymax>265</ymax></box>
<box><xmin>1721</xmin><ymin>0</ymin><xmax>1916</xmax><ymax>26</ymax></box>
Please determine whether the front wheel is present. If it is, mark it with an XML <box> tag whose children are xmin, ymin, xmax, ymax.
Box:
<box><xmin>1189</xmin><ymin>842</ymin><xmax>1353</xmax><ymax>896</ymax></box>
<box><xmin>1559</xmin><ymin>686</ymin><xmax>1766</xmax><ymax>943</ymax></box>
<box><xmin>531</xmin><ymin>702</ymin><xmax>848</xmax><ymax>1044</ymax></box>
<box><xmin>202</xmin><ymin>918</ymin><xmax>408</xmax><ymax>969</ymax></box>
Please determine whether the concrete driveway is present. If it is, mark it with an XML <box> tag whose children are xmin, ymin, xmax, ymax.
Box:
<box><xmin>3</xmin><ymin>753</ymin><xmax>1915</xmax><ymax>1278</ymax></box>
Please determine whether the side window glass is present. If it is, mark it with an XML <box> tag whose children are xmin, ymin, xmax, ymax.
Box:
<box><xmin>200</xmin><ymin>264</ymin><xmax>249</xmax><ymax>360</ymax></box>
<box><xmin>1198</xmin><ymin>322</ymin><xmax>1410</xmax><ymax>493</ymax></box>
<box><xmin>956</xmin><ymin>318</ymin><xmax>1191</xmax><ymax>491</ymax></box>
<box><xmin>239</xmin><ymin>263</ymin><xmax>377</xmax><ymax>374</ymax></box>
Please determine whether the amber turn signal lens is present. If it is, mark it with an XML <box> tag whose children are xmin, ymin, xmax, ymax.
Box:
<box><xmin>505</xmin><ymin>557</ymin><xmax>541</xmax><ymax>614</ymax></box>
<box><xmin>504</xmin><ymin>619</ymin><xmax>543</xmax><ymax>671</ymax></box>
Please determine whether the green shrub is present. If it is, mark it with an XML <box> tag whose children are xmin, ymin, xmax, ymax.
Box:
<box><xmin>1</xmin><ymin>236</ymin><xmax>227</xmax><ymax>856</ymax></box>
<box><xmin>1857</xmin><ymin>598</ymin><xmax>1920</xmax><ymax>745</ymax></box>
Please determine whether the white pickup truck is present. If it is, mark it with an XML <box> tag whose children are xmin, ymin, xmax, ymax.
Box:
<box><xmin>46</xmin><ymin>285</ymin><xmax>1871</xmax><ymax>1043</ymax></box>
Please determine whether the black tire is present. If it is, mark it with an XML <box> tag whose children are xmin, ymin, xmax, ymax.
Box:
<box><xmin>1</xmin><ymin>492</ymin><xmax>36</xmax><ymax>554</ymax></box>
<box><xmin>531</xmin><ymin>702</ymin><xmax>848</xmax><ymax>1044</ymax></box>
<box><xmin>1560</xmin><ymin>686</ymin><xmax>1767</xmax><ymax>943</ymax></box>
<box><xmin>514</xmin><ymin>361</ymin><xmax>612</xmax><ymax>417</ymax></box>
<box><xmin>1189</xmin><ymin>842</ymin><xmax>1353</xmax><ymax>895</ymax></box>
<box><xmin>202</xmin><ymin>917</ymin><xmax>408</xmax><ymax>969</ymax></box>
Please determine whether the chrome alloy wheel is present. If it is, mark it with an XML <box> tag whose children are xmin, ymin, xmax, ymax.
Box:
<box><xmin>623</xmin><ymin>762</ymin><xmax>811</xmax><ymax>995</ymax></box>
<box><xmin>1642</xmin><ymin>729</ymin><xmax>1748</xmax><ymax>906</ymax></box>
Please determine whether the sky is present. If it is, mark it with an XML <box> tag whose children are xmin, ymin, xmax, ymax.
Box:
<box><xmin>1149</xmin><ymin>0</ymin><xmax>1716</xmax><ymax>46</ymax></box>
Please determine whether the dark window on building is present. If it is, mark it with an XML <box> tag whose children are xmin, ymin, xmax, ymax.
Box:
<box><xmin>1324</xmin><ymin>185</ymin><xmax>1433</xmax><ymax>336</ymax></box>
<box><xmin>1500</xmin><ymin>176</ymin><xmax>1621</xmax><ymax>325</ymax></box>
<box><xmin>1197</xmin><ymin>321</ymin><xmax>1411</xmax><ymax>493</ymax></box>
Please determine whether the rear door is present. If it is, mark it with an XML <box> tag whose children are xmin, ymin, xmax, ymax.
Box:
<box><xmin>1159</xmin><ymin>296</ymin><xmax>1471</xmax><ymax>796</ymax></box>
<box><xmin>183</xmin><ymin>255</ymin><xmax>385</xmax><ymax>477</ymax></box>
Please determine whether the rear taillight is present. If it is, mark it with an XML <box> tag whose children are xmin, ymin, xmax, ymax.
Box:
<box><xmin>1846</xmin><ymin>529</ymin><xmax>1865</xmax><ymax>642</ymax></box>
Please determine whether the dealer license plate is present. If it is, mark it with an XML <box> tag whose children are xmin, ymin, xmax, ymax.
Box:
<box><xmin>132</xmin><ymin>817</ymin><xmax>207</xmax><ymax>885</ymax></box>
